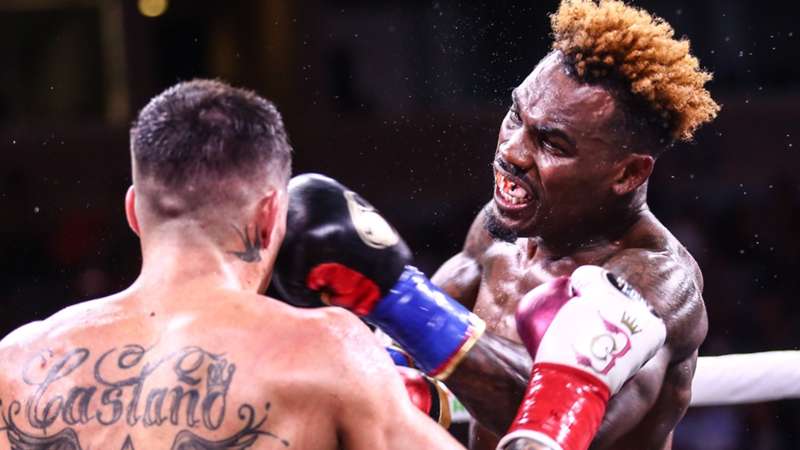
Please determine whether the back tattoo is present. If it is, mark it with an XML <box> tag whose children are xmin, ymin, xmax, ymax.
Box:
<box><xmin>0</xmin><ymin>345</ymin><xmax>290</xmax><ymax>449</ymax></box>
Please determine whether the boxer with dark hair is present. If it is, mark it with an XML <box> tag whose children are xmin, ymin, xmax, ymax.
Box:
<box><xmin>2</xmin><ymin>77</ymin><xmax>659</xmax><ymax>450</ymax></box>
<box><xmin>0</xmin><ymin>80</ymin><xmax>468</xmax><ymax>450</ymax></box>
<box><xmin>273</xmin><ymin>1</ymin><xmax>719</xmax><ymax>449</ymax></box>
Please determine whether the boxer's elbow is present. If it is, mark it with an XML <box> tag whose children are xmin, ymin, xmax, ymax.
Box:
<box><xmin>662</xmin><ymin>297</ymin><xmax>706</xmax><ymax>366</ymax></box>
<box><xmin>591</xmin><ymin>351</ymin><xmax>671</xmax><ymax>448</ymax></box>
<box><xmin>671</xmin><ymin>381</ymin><xmax>693</xmax><ymax>417</ymax></box>
<box><xmin>631</xmin><ymin>350</ymin><xmax>673</xmax><ymax>407</ymax></box>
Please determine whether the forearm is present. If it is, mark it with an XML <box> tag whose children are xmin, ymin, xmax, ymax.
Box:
<box><xmin>444</xmin><ymin>332</ymin><xmax>532</xmax><ymax>436</ymax></box>
<box><xmin>590</xmin><ymin>351</ymin><xmax>683</xmax><ymax>450</ymax></box>
<box><xmin>589</xmin><ymin>361</ymin><xmax>663</xmax><ymax>448</ymax></box>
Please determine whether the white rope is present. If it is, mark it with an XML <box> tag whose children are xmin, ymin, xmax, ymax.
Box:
<box><xmin>691</xmin><ymin>351</ymin><xmax>800</xmax><ymax>406</ymax></box>
<box><xmin>382</xmin><ymin>319</ymin><xmax>800</xmax><ymax>409</ymax></box>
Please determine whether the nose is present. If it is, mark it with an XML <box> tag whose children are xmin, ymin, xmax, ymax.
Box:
<box><xmin>498</xmin><ymin>127</ymin><xmax>535</xmax><ymax>172</ymax></box>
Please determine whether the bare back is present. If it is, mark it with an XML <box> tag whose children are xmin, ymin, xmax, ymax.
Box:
<box><xmin>0</xmin><ymin>286</ymin><xmax>463</xmax><ymax>450</ymax></box>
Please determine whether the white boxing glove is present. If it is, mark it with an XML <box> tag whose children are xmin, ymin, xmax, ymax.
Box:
<box><xmin>498</xmin><ymin>265</ymin><xmax>666</xmax><ymax>450</ymax></box>
<box><xmin>535</xmin><ymin>265</ymin><xmax>667</xmax><ymax>394</ymax></box>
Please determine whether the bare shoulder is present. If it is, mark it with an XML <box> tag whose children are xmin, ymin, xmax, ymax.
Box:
<box><xmin>433</xmin><ymin>203</ymin><xmax>495</xmax><ymax>301</ymax></box>
<box><xmin>245</xmin><ymin>297</ymin><xmax>393</xmax><ymax>375</ymax></box>
<box><xmin>0</xmin><ymin>321</ymin><xmax>45</xmax><ymax>366</ymax></box>
<box><xmin>463</xmin><ymin>203</ymin><xmax>495</xmax><ymax>259</ymax></box>
<box><xmin>294</xmin><ymin>306</ymin><xmax>392</xmax><ymax>373</ymax></box>
<box><xmin>0</xmin><ymin>296</ymin><xmax>116</xmax><ymax>359</ymax></box>
<box><xmin>241</xmin><ymin>294</ymin><xmax>375</xmax><ymax>342</ymax></box>
<box><xmin>0</xmin><ymin>302</ymin><xmax>94</xmax><ymax>385</ymax></box>
<box><xmin>602</xmin><ymin>218</ymin><xmax>707</xmax><ymax>361</ymax></box>
<box><xmin>255</xmin><ymin>304</ymin><xmax>400</xmax><ymax>420</ymax></box>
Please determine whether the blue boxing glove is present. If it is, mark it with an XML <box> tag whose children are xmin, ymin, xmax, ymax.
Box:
<box><xmin>272</xmin><ymin>174</ymin><xmax>485</xmax><ymax>379</ymax></box>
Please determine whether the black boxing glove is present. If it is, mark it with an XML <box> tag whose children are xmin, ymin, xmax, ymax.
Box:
<box><xmin>271</xmin><ymin>173</ymin><xmax>412</xmax><ymax>311</ymax></box>
<box><xmin>272</xmin><ymin>174</ymin><xmax>485</xmax><ymax>379</ymax></box>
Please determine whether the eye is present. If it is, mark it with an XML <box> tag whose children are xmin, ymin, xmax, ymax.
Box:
<box><xmin>508</xmin><ymin>107</ymin><xmax>522</xmax><ymax>125</ymax></box>
<box><xmin>540</xmin><ymin>136</ymin><xmax>564</xmax><ymax>155</ymax></box>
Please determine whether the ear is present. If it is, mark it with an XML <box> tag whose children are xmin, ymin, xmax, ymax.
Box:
<box><xmin>611</xmin><ymin>153</ymin><xmax>654</xmax><ymax>196</ymax></box>
<box><xmin>254</xmin><ymin>189</ymin><xmax>286</xmax><ymax>252</ymax></box>
<box><xmin>125</xmin><ymin>185</ymin><xmax>141</xmax><ymax>236</ymax></box>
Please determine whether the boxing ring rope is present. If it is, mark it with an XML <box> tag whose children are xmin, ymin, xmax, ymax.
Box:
<box><xmin>689</xmin><ymin>351</ymin><xmax>800</xmax><ymax>406</ymax></box>
<box><xmin>446</xmin><ymin>351</ymin><xmax>800</xmax><ymax>423</ymax></box>
<box><xmin>380</xmin><ymin>327</ymin><xmax>800</xmax><ymax>419</ymax></box>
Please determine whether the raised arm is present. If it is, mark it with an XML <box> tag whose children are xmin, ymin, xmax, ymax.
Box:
<box><xmin>430</xmin><ymin>207</ymin><xmax>536</xmax><ymax>434</ymax></box>
<box><xmin>438</xmin><ymin>328</ymin><xmax>533</xmax><ymax>434</ymax></box>
<box><xmin>431</xmin><ymin>206</ymin><xmax>533</xmax><ymax>434</ymax></box>
<box><xmin>589</xmin><ymin>249</ymin><xmax>707</xmax><ymax>449</ymax></box>
<box><xmin>441</xmin><ymin>248</ymin><xmax>706</xmax><ymax>450</ymax></box>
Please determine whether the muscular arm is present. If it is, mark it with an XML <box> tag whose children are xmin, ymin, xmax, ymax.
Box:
<box><xmin>431</xmin><ymin>206</ymin><xmax>534</xmax><ymax>435</ymax></box>
<box><xmin>435</xmin><ymin>234</ymin><xmax>706</xmax><ymax>449</ymax></box>
<box><xmin>590</xmin><ymin>250</ymin><xmax>707</xmax><ymax>449</ymax></box>
<box><xmin>442</xmin><ymin>333</ymin><xmax>533</xmax><ymax>434</ymax></box>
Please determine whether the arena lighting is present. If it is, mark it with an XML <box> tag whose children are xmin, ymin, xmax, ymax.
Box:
<box><xmin>138</xmin><ymin>0</ymin><xmax>168</xmax><ymax>18</ymax></box>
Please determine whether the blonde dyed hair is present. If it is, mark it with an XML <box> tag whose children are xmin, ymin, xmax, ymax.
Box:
<box><xmin>551</xmin><ymin>0</ymin><xmax>719</xmax><ymax>142</ymax></box>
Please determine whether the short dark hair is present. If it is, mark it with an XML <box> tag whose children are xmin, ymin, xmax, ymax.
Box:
<box><xmin>131</xmin><ymin>79</ymin><xmax>291</xmax><ymax>214</ymax></box>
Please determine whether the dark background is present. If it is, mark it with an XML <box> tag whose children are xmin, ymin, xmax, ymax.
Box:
<box><xmin>1</xmin><ymin>0</ymin><xmax>798</xmax><ymax>448</ymax></box>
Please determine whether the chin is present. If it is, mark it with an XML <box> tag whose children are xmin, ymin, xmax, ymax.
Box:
<box><xmin>484</xmin><ymin>201</ymin><xmax>537</xmax><ymax>243</ymax></box>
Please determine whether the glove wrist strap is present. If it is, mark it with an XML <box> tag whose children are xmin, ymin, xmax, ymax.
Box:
<box><xmin>496</xmin><ymin>430</ymin><xmax>564</xmax><ymax>450</ymax></box>
<box><xmin>506</xmin><ymin>362</ymin><xmax>610</xmax><ymax>450</ymax></box>
<box><xmin>368</xmin><ymin>265</ymin><xmax>485</xmax><ymax>379</ymax></box>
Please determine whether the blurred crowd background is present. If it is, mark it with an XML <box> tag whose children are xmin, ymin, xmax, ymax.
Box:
<box><xmin>1</xmin><ymin>0</ymin><xmax>798</xmax><ymax>448</ymax></box>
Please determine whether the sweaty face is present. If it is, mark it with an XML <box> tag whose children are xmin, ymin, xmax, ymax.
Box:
<box><xmin>487</xmin><ymin>52</ymin><xmax>626</xmax><ymax>242</ymax></box>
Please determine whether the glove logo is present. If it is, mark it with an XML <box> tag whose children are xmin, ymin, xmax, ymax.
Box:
<box><xmin>344</xmin><ymin>190</ymin><xmax>400</xmax><ymax>249</ymax></box>
<box><xmin>574</xmin><ymin>312</ymin><xmax>633</xmax><ymax>375</ymax></box>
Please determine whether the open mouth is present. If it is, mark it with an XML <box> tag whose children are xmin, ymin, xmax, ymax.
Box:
<box><xmin>493</xmin><ymin>166</ymin><xmax>535</xmax><ymax>210</ymax></box>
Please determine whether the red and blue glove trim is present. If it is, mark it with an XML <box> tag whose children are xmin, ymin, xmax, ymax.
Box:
<box><xmin>367</xmin><ymin>266</ymin><xmax>485</xmax><ymax>380</ymax></box>
<box><xmin>386</xmin><ymin>345</ymin><xmax>415</xmax><ymax>368</ymax></box>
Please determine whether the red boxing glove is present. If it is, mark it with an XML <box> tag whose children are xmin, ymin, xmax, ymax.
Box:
<box><xmin>396</xmin><ymin>366</ymin><xmax>451</xmax><ymax>427</ymax></box>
